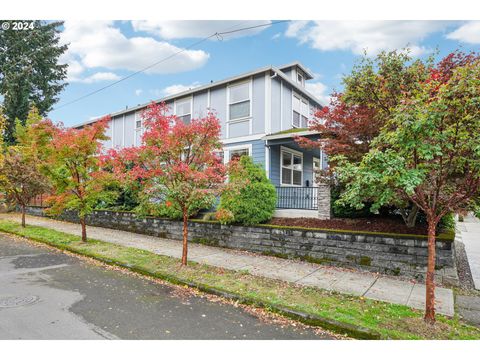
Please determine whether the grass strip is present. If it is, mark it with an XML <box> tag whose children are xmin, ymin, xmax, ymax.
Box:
<box><xmin>0</xmin><ymin>220</ymin><xmax>477</xmax><ymax>340</ymax></box>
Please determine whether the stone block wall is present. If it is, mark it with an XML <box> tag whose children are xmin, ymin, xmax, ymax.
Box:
<box><xmin>25</xmin><ymin>207</ymin><xmax>458</xmax><ymax>285</ymax></box>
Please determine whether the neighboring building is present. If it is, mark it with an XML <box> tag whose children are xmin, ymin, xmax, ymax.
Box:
<box><xmin>74</xmin><ymin>61</ymin><xmax>328</xmax><ymax>218</ymax></box>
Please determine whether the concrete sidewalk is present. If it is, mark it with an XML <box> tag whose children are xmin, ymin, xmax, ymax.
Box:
<box><xmin>0</xmin><ymin>213</ymin><xmax>454</xmax><ymax>316</ymax></box>
<box><xmin>458</xmin><ymin>214</ymin><xmax>480</xmax><ymax>290</ymax></box>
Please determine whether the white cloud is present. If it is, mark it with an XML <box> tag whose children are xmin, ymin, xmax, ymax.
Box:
<box><xmin>161</xmin><ymin>82</ymin><xmax>201</xmax><ymax>97</ymax></box>
<box><xmin>285</xmin><ymin>21</ymin><xmax>447</xmax><ymax>55</ymax></box>
<box><xmin>305</xmin><ymin>82</ymin><xmax>331</xmax><ymax>106</ymax></box>
<box><xmin>131</xmin><ymin>20</ymin><xmax>271</xmax><ymax>40</ymax></box>
<box><xmin>75</xmin><ymin>72</ymin><xmax>120</xmax><ymax>84</ymax></box>
<box><xmin>60</xmin><ymin>21</ymin><xmax>209</xmax><ymax>82</ymax></box>
<box><xmin>446</xmin><ymin>21</ymin><xmax>480</xmax><ymax>44</ymax></box>
<box><xmin>135</xmin><ymin>89</ymin><xmax>143</xmax><ymax>96</ymax></box>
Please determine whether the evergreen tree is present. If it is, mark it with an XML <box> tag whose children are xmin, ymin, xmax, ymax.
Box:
<box><xmin>0</xmin><ymin>20</ymin><xmax>68</xmax><ymax>144</ymax></box>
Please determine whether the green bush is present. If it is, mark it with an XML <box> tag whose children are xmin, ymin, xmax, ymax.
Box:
<box><xmin>218</xmin><ymin>156</ymin><xmax>276</xmax><ymax>225</ymax></box>
<box><xmin>331</xmin><ymin>184</ymin><xmax>372</xmax><ymax>218</ymax></box>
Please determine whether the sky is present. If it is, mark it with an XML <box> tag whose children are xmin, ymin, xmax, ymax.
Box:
<box><xmin>49</xmin><ymin>20</ymin><xmax>480</xmax><ymax>126</ymax></box>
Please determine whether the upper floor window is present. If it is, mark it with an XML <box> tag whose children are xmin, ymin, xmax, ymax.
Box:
<box><xmin>292</xmin><ymin>93</ymin><xmax>309</xmax><ymax>128</ymax></box>
<box><xmin>297</xmin><ymin>72</ymin><xmax>304</xmax><ymax>87</ymax></box>
<box><xmin>228</xmin><ymin>81</ymin><xmax>250</xmax><ymax>121</ymax></box>
<box><xmin>175</xmin><ymin>98</ymin><xmax>192</xmax><ymax>124</ymax></box>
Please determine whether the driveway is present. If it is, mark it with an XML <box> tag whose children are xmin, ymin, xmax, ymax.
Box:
<box><xmin>0</xmin><ymin>234</ymin><xmax>335</xmax><ymax>340</ymax></box>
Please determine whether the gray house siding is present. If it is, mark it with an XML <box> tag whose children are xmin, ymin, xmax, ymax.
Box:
<box><xmin>281</xmin><ymin>84</ymin><xmax>293</xmax><ymax>131</ymax></box>
<box><xmin>193</xmin><ymin>91</ymin><xmax>208</xmax><ymax>118</ymax></box>
<box><xmin>252</xmin><ymin>74</ymin><xmax>265</xmax><ymax>135</ymax></box>
<box><xmin>124</xmin><ymin>112</ymin><xmax>135</xmax><ymax>147</ymax></box>
<box><xmin>271</xmin><ymin>77</ymin><xmax>282</xmax><ymax>133</ymax></box>
<box><xmin>210</xmin><ymin>86</ymin><xmax>227</xmax><ymax>139</ymax></box>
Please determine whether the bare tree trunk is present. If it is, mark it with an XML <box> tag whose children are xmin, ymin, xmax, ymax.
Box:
<box><xmin>79</xmin><ymin>216</ymin><xmax>87</xmax><ymax>243</ymax></box>
<box><xmin>181</xmin><ymin>210</ymin><xmax>188</xmax><ymax>266</ymax></box>
<box><xmin>406</xmin><ymin>204</ymin><xmax>419</xmax><ymax>228</ymax></box>
<box><xmin>21</xmin><ymin>205</ymin><xmax>26</xmax><ymax>228</ymax></box>
<box><xmin>401</xmin><ymin>204</ymin><xmax>420</xmax><ymax>228</ymax></box>
<box><xmin>424</xmin><ymin>217</ymin><xmax>437</xmax><ymax>324</ymax></box>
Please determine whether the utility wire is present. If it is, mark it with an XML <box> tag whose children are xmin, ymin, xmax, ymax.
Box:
<box><xmin>52</xmin><ymin>20</ymin><xmax>289</xmax><ymax>112</ymax></box>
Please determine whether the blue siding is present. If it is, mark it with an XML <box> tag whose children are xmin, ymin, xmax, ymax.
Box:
<box><xmin>224</xmin><ymin>139</ymin><xmax>265</xmax><ymax>167</ymax></box>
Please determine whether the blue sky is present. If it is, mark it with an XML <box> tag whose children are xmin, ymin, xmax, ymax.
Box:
<box><xmin>50</xmin><ymin>20</ymin><xmax>480</xmax><ymax>126</ymax></box>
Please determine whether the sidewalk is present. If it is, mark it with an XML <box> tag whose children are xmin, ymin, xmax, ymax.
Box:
<box><xmin>0</xmin><ymin>213</ymin><xmax>454</xmax><ymax>316</ymax></box>
<box><xmin>457</xmin><ymin>214</ymin><xmax>480</xmax><ymax>290</ymax></box>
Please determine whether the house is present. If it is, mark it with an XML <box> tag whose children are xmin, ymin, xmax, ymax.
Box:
<box><xmin>74</xmin><ymin>61</ymin><xmax>329</xmax><ymax>218</ymax></box>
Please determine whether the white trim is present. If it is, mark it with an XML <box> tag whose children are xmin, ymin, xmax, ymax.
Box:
<box><xmin>221</xmin><ymin>133</ymin><xmax>265</xmax><ymax>145</ymax></box>
<box><xmin>265</xmin><ymin>145</ymin><xmax>270</xmax><ymax>179</ymax></box>
<box><xmin>134</xmin><ymin>111</ymin><xmax>142</xmax><ymax>147</ymax></box>
<box><xmin>291</xmin><ymin>91</ymin><xmax>310</xmax><ymax>128</ymax></box>
<box><xmin>280</xmin><ymin>146</ymin><xmax>304</xmax><ymax>187</ymax></box>
<box><xmin>262</xmin><ymin>130</ymin><xmax>318</xmax><ymax>141</ymax></box>
<box><xmin>223</xmin><ymin>143</ymin><xmax>253</xmax><ymax>164</ymax></box>
<box><xmin>111</xmin><ymin>116</ymin><xmax>115</xmax><ymax>148</ymax></box>
<box><xmin>207</xmin><ymin>89</ymin><xmax>211</xmax><ymax>110</ymax></box>
<box><xmin>122</xmin><ymin>114</ymin><xmax>125</xmax><ymax>148</ymax></box>
<box><xmin>226</xmin><ymin>78</ymin><xmax>252</xmax><ymax>138</ymax></box>
<box><xmin>264</xmin><ymin>72</ymin><xmax>272</xmax><ymax>134</ymax></box>
<box><xmin>280</xmin><ymin>79</ymin><xmax>284</xmax><ymax>131</ymax></box>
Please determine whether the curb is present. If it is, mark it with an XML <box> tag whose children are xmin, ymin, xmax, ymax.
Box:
<box><xmin>0</xmin><ymin>229</ymin><xmax>382</xmax><ymax>340</ymax></box>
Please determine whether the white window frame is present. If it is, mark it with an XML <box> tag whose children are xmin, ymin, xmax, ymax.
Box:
<box><xmin>134</xmin><ymin>111</ymin><xmax>143</xmax><ymax>147</ymax></box>
<box><xmin>292</xmin><ymin>92</ymin><xmax>310</xmax><ymax>128</ymax></box>
<box><xmin>174</xmin><ymin>96</ymin><xmax>193</xmax><ymax>124</ymax></box>
<box><xmin>297</xmin><ymin>71</ymin><xmax>304</xmax><ymax>87</ymax></box>
<box><xmin>280</xmin><ymin>146</ymin><xmax>303</xmax><ymax>187</ymax></box>
<box><xmin>223</xmin><ymin>143</ymin><xmax>252</xmax><ymax>164</ymax></box>
<box><xmin>226</xmin><ymin>79</ymin><xmax>253</xmax><ymax>138</ymax></box>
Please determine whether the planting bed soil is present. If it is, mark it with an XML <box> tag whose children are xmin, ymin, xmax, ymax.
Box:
<box><xmin>269</xmin><ymin>216</ymin><xmax>431</xmax><ymax>236</ymax></box>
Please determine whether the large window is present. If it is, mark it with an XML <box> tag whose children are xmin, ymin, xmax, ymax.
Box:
<box><xmin>228</xmin><ymin>82</ymin><xmax>250</xmax><ymax>121</ymax></box>
<box><xmin>281</xmin><ymin>148</ymin><xmax>303</xmax><ymax>186</ymax></box>
<box><xmin>175</xmin><ymin>97</ymin><xmax>192</xmax><ymax>124</ymax></box>
<box><xmin>224</xmin><ymin>145</ymin><xmax>251</xmax><ymax>163</ymax></box>
<box><xmin>292</xmin><ymin>93</ymin><xmax>309</xmax><ymax>128</ymax></box>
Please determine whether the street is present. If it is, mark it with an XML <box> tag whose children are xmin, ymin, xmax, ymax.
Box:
<box><xmin>0</xmin><ymin>233</ymin><xmax>335</xmax><ymax>340</ymax></box>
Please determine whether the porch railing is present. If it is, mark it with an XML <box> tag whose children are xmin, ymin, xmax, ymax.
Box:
<box><xmin>275</xmin><ymin>186</ymin><xmax>318</xmax><ymax>210</ymax></box>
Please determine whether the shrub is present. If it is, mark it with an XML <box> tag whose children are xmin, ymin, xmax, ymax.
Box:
<box><xmin>218</xmin><ymin>156</ymin><xmax>276</xmax><ymax>225</ymax></box>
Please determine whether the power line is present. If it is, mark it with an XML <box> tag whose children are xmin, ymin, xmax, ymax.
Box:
<box><xmin>52</xmin><ymin>20</ymin><xmax>289</xmax><ymax>112</ymax></box>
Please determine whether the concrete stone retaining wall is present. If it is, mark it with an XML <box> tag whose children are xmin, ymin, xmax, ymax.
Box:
<box><xmin>24</xmin><ymin>207</ymin><xmax>458</xmax><ymax>285</ymax></box>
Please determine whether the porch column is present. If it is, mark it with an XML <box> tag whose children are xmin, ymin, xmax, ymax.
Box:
<box><xmin>317</xmin><ymin>183</ymin><xmax>331</xmax><ymax>220</ymax></box>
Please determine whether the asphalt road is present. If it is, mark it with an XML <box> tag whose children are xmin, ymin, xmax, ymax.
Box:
<box><xmin>0</xmin><ymin>234</ymin><xmax>335</xmax><ymax>340</ymax></box>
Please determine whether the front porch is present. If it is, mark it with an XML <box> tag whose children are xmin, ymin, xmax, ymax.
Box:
<box><xmin>263</xmin><ymin>130</ymin><xmax>330</xmax><ymax>219</ymax></box>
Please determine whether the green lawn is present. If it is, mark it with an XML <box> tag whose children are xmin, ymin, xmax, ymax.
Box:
<box><xmin>0</xmin><ymin>219</ymin><xmax>478</xmax><ymax>340</ymax></box>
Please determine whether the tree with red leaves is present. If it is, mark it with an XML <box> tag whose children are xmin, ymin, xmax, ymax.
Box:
<box><xmin>336</xmin><ymin>54</ymin><xmax>480</xmax><ymax>323</ymax></box>
<box><xmin>108</xmin><ymin>102</ymin><xmax>227</xmax><ymax>266</ymax></box>
<box><xmin>39</xmin><ymin>117</ymin><xmax>117</xmax><ymax>242</ymax></box>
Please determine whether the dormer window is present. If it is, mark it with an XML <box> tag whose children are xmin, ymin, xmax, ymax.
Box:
<box><xmin>297</xmin><ymin>72</ymin><xmax>304</xmax><ymax>87</ymax></box>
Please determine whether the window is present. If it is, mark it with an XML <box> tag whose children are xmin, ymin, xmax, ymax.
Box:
<box><xmin>292</xmin><ymin>93</ymin><xmax>309</xmax><ymax>128</ymax></box>
<box><xmin>297</xmin><ymin>72</ymin><xmax>304</xmax><ymax>86</ymax></box>
<box><xmin>228</xmin><ymin>82</ymin><xmax>250</xmax><ymax>121</ymax></box>
<box><xmin>135</xmin><ymin>119</ymin><xmax>142</xmax><ymax>129</ymax></box>
<box><xmin>224</xmin><ymin>145</ymin><xmax>252</xmax><ymax>164</ymax></box>
<box><xmin>175</xmin><ymin>98</ymin><xmax>192</xmax><ymax>124</ymax></box>
<box><xmin>281</xmin><ymin>148</ymin><xmax>303</xmax><ymax>186</ymax></box>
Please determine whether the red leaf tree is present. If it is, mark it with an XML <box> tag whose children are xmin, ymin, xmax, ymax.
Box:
<box><xmin>39</xmin><ymin>117</ymin><xmax>117</xmax><ymax>242</ymax></box>
<box><xmin>108</xmin><ymin>103</ymin><xmax>227</xmax><ymax>266</ymax></box>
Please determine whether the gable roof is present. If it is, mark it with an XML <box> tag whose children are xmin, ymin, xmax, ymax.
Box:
<box><xmin>73</xmin><ymin>62</ymin><xmax>324</xmax><ymax>128</ymax></box>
